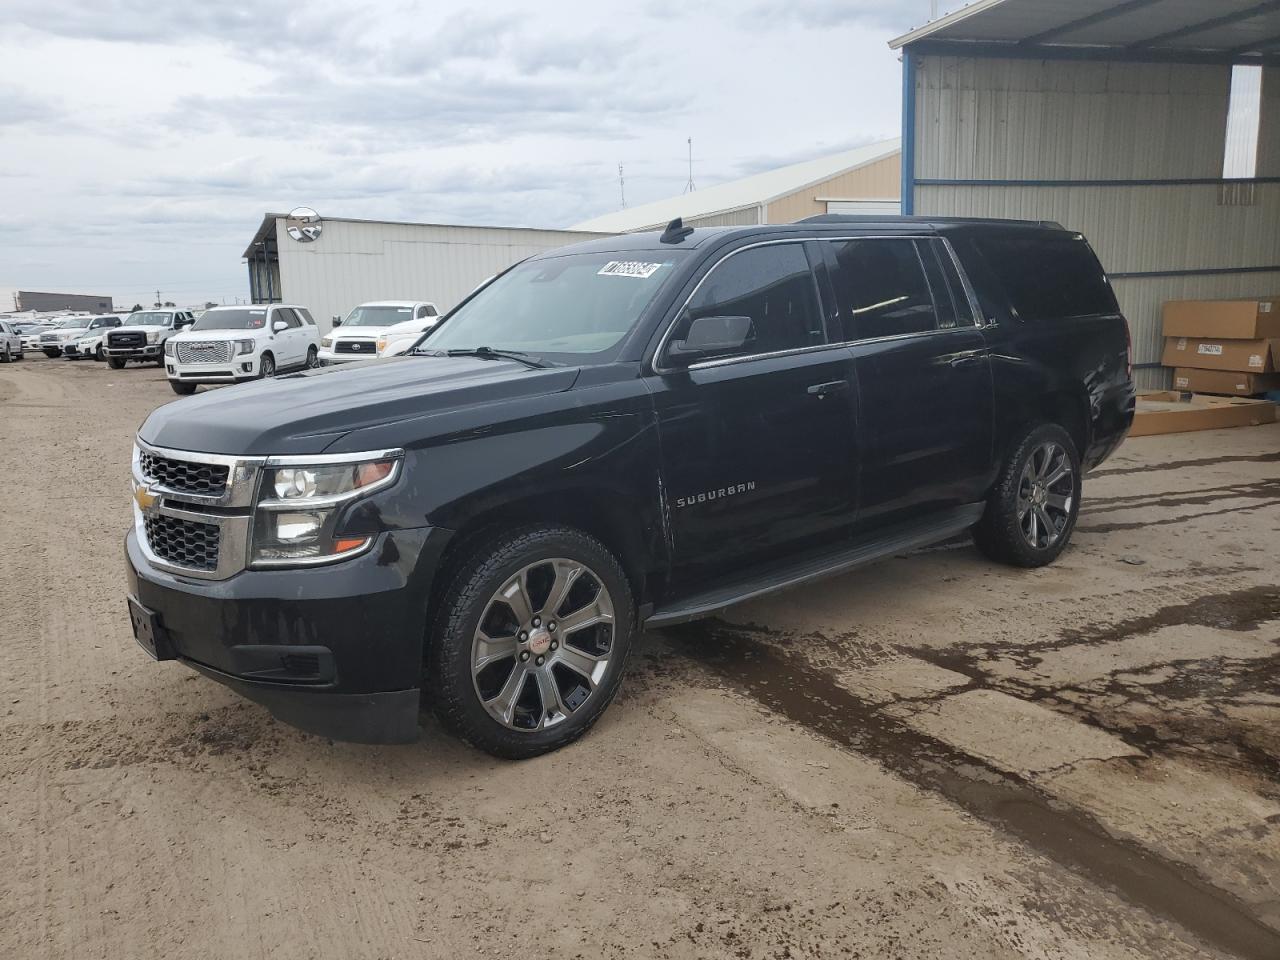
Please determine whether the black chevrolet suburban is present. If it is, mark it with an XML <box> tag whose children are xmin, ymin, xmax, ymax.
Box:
<box><xmin>126</xmin><ymin>217</ymin><xmax>1134</xmax><ymax>758</ymax></box>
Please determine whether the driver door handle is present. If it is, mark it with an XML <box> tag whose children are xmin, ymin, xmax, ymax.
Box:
<box><xmin>807</xmin><ymin>380</ymin><xmax>849</xmax><ymax>399</ymax></box>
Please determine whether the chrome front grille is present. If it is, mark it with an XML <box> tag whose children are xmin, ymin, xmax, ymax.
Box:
<box><xmin>176</xmin><ymin>340</ymin><xmax>232</xmax><ymax>364</ymax></box>
<box><xmin>138</xmin><ymin>450</ymin><xmax>230</xmax><ymax>496</ymax></box>
<box><xmin>143</xmin><ymin>514</ymin><xmax>220</xmax><ymax>571</ymax></box>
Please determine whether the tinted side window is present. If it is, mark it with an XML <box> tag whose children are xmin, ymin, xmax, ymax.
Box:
<box><xmin>671</xmin><ymin>243</ymin><xmax>823</xmax><ymax>360</ymax></box>
<box><xmin>826</xmin><ymin>239</ymin><xmax>936</xmax><ymax>340</ymax></box>
<box><xmin>274</xmin><ymin>308</ymin><xmax>301</xmax><ymax>328</ymax></box>
<box><xmin>975</xmin><ymin>234</ymin><xmax>1117</xmax><ymax>321</ymax></box>
<box><xmin>296</xmin><ymin>308</ymin><xmax>316</xmax><ymax>326</ymax></box>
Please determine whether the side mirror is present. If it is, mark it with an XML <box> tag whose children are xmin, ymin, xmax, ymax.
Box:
<box><xmin>666</xmin><ymin>315</ymin><xmax>753</xmax><ymax>366</ymax></box>
<box><xmin>331</xmin><ymin>316</ymin><xmax>343</xmax><ymax>327</ymax></box>
<box><xmin>272</xmin><ymin>320</ymin><xmax>288</xmax><ymax>333</ymax></box>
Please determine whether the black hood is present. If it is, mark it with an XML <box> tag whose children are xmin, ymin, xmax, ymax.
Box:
<box><xmin>140</xmin><ymin>356</ymin><xmax>581</xmax><ymax>456</ymax></box>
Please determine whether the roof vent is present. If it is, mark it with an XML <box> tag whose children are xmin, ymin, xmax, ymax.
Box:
<box><xmin>660</xmin><ymin>217</ymin><xmax>694</xmax><ymax>244</ymax></box>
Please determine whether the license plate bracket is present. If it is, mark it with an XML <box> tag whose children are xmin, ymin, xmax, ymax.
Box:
<box><xmin>128</xmin><ymin>596</ymin><xmax>173</xmax><ymax>661</ymax></box>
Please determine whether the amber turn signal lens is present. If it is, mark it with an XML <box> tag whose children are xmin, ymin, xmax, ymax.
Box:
<box><xmin>355</xmin><ymin>461</ymin><xmax>394</xmax><ymax>488</ymax></box>
<box><xmin>333</xmin><ymin>537</ymin><xmax>368</xmax><ymax>553</ymax></box>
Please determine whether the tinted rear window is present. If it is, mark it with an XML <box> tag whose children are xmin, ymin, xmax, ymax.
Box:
<box><xmin>976</xmin><ymin>234</ymin><xmax>1117</xmax><ymax>322</ymax></box>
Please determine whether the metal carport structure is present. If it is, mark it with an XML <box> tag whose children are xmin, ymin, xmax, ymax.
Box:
<box><xmin>891</xmin><ymin>0</ymin><xmax>1280</xmax><ymax>388</ymax></box>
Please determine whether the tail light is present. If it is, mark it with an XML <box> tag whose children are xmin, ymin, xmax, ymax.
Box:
<box><xmin>1124</xmin><ymin>319</ymin><xmax>1133</xmax><ymax>380</ymax></box>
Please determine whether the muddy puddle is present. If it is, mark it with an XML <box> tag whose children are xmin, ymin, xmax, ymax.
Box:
<box><xmin>673</xmin><ymin>621</ymin><xmax>1280</xmax><ymax>960</ymax></box>
<box><xmin>1092</xmin><ymin>451</ymin><xmax>1280</xmax><ymax>478</ymax></box>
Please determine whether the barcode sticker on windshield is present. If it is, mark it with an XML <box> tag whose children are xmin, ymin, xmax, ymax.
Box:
<box><xmin>598</xmin><ymin>261</ymin><xmax>663</xmax><ymax>279</ymax></box>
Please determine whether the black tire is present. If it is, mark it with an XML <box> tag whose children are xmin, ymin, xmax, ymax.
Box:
<box><xmin>1</xmin><ymin>344</ymin><xmax>10</xmax><ymax>363</ymax></box>
<box><xmin>94</xmin><ymin>345</ymin><xmax>104</xmax><ymax>361</ymax></box>
<box><xmin>259</xmin><ymin>353</ymin><xmax>275</xmax><ymax>378</ymax></box>
<box><xmin>973</xmin><ymin>423</ymin><xmax>1082</xmax><ymax>568</ymax></box>
<box><xmin>169</xmin><ymin>381</ymin><xmax>197</xmax><ymax>395</ymax></box>
<box><xmin>428</xmin><ymin>524</ymin><xmax>636</xmax><ymax>759</ymax></box>
<box><xmin>107</xmin><ymin>357</ymin><xmax>126</xmax><ymax>369</ymax></box>
<box><xmin>305</xmin><ymin>345</ymin><xmax>319</xmax><ymax>369</ymax></box>
<box><xmin>43</xmin><ymin>349</ymin><xmax>60</xmax><ymax>359</ymax></box>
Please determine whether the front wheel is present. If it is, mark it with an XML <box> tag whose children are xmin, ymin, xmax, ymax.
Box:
<box><xmin>94</xmin><ymin>345</ymin><xmax>104</xmax><ymax>361</ymax></box>
<box><xmin>169</xmin><ymin>381</ymin><xmax>197</xmax><ymax>395</ymax></box>
<box><xmin>259</xmin><ymin>353</ymin><xmax>275</xmax><ymax>378</ymax></box>
<box><xmin>1</xmin><ymin>344</ymin><xmax>10</xmax><ymax>363</ymax></box>
<box><xmin>107</xmin><ymin>357</ymin><xmax>126</xmax><ymax>369</ymax></box>
<box><xmin>973</xmin><ymin>423</ymin><xmax>1081</xmax><ymax>568</ymax></box>
<box><xmin>428</xmin><ymin>525</ymin><xmax>636</xmax><ymax>759</ymax></box>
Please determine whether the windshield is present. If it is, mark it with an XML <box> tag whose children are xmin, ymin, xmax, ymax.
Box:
<box><xmin>127</xmin><ymin>312</ymin><xmax>171</xmax><ymax>326</ymax></box>
<box><xmin>191</xmin><ymin>308</ymin><xmax>267</xmax><ymax>331</ymax></box>
<box><xmin>342</xmin><ymin>305</ymin><xmax>414</xmax><ymax>327</ymax></box>
<box><xmin>422</xmin><ymin>252</ymin><xmax>684</xmax><ymax>360</ymax></box>
<box><xmin>58</xmin><ymin>319</ymin><xmax>87</xmax><ymax>328</ymax></box>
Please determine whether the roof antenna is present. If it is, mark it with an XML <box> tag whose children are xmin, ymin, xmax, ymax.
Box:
<box><xmin>684</xmin><ymin>137</ymin><xmax>695</xmax><ymax>193</ymax></box>
<box><xmin>660</xmin><ymin>217</ymin><xmax>694</xmax><ymax>244</ymax></box>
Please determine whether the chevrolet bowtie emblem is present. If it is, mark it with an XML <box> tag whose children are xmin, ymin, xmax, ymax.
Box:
<box><xmin>134</xmin><ymin>484</ymin><xmax>156</xmax><ymax>510</ymax></box>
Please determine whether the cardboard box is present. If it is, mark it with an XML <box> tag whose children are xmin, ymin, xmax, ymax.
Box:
<box><xmin>1160</xmin><ymin>336</ymin><xmax>1278</xmax><ymax>372</ymax></box>
<box><xmin>1171</xmin><ymin>367</ymin><xmax>1280</xmax><ymax>397</ymax></box>
<box><xmin>1130</xmin><ymin>391</ymin><xmax>1277</xmax><ymax>437</ymax></box>
<box><xmin>1162</xmin><ymin>298</ymin><xmax>1280</xmax><ymax>339</ymax></box>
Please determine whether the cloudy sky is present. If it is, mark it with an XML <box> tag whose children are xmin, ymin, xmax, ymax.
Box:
<box><xmin>0</xmin><ymin>0</ymin><xmax>937</xmax><ymax>308</ymax></box>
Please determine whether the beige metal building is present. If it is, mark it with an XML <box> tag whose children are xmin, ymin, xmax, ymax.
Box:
<box><xmin>571</xmin><ymin>139</ymin><xmax>902</xmax><ymax>233</ymax></box>
<box><xmin>243</xmin><ymin>215</ymin><xmax>600</xmax><ymax>333</ymax></box>
<box><xmin>891</xmin><ymin>0</ymin><xmax>1280</xmax><ymax>389</ymax></box>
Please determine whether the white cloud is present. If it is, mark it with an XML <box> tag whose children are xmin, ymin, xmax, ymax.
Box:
<box><xmin>0</xmin><ymin>0</ymin><xmax>917</xmax><ymax>305</ymax></box>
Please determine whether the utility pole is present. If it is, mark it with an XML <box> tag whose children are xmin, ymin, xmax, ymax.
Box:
<box><xmin>618</xmin><ymin>163</ymin><xmax>627</xmax><ymax>208</ymax></box>
<box><xmin>684</xmin><ymin>138</ymin><xmax>696</xmax><ymax>193</ymax></box>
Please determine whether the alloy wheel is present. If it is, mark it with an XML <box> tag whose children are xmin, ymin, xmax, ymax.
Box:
<box><xmin>1018</xmin><ymin>441</ymin><xmax>1074</xmax><ymax>549</ymax></box>
<box><xmin>470</xmin><ymin>558</ymin><xmax>615</xmax><ymax>732</ymax></box>
<box><xmin>261</xmin><ymin>356</ymin><xmax>275</xmax><ymax>378</ymax></box>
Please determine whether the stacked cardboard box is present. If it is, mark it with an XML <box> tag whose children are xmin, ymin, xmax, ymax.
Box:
<box><xmin>1160</xmin><ymin>298</ymin><xmax>1280</xmax><ymax>396</ymax></box>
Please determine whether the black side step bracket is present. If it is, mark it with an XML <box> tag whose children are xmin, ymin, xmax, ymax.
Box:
<box><xmin>644</xmin><ymin>503</ymin><xmax>984</xmax><ymax>629</ymax></box>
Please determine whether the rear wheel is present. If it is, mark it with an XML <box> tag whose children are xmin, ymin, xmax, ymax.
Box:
<box><xmin>305</xmin><ymin>345</ymin><xmax>319</xmax><ymax>369</ymax></box>
<box><xmin>973</xmin><ymin>423</ymin><xmax>1081</xmax><ymax>568</ymax></box>
<box><xmin>107</xmin><ymin>357</ymin><xmax>126</xmax><ymax>369</ymax></box>
<box><xmin>169</xmin><ymin>381</ymin><xmax>197</xmax><ymax>396</ymax></box>
<box><xmin>428</xmin><ymin>525</ymin><xmax>635</xmax><ymax>759</ymax></box>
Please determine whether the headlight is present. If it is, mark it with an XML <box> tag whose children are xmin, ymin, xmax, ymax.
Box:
<box><xmin>146</xmin><ymin>330</ymin><xmax>160</xmax><ymax>343</ymax></box>
<box><xmin>236</xmin><ymin>339</ymin><xmax>255</xmax><ymax>356</ymax></box>
<box><xmin>249</xmin><ymin>452</ymin><xmax>402</xmax><ymax>566</ymax></box>
<box><xmin>321</xmin><ymin>337</ymin><xmax>332</xmax><ymax>348</ymax></box>
<box><xmin>164</xmin><ymin>339</ymin><xmax>175</xmax><ymax>356</ymax></box>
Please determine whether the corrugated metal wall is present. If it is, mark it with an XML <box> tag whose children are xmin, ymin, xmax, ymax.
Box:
<box><xmin>273</xmin><ymin>220</ymin><xmax>603</xmax><ymax>332</ymax></box>
<box><xmin>683</xmin><ymin>206</ymin><xmax>763</xmax><ymax>229</ymax></box>
<box><xmin>911</xmin><ymin>56</ymin><xmax>1280</xmax><ymax>390</ymax></box>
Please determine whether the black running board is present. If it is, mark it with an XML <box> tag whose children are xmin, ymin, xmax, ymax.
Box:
<box><xmin>644</xmin><ymin>503</ymin><xmax>985</xmax><ymax>629</ymax></box>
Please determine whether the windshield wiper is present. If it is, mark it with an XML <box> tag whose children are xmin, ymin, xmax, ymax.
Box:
<box><xmin>443</xmin><ymin>346</ymin><xmax>552</xmax><ymax>369</ymax></box>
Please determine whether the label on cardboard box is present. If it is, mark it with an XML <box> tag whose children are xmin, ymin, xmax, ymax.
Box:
<box><xmin>1250</xmin><ymin>354</ymin><xmax>1264</xmax><ymax>368</ymax></box>
<box><xmin>1176</xmin><ymin>338</ymin><xmax>1188</xmax><ymax>350</ymax></box>
<box><xmin>1198</xmin><ymin>344</ymin><xmax>1223</xmax><ymax>356</ymax></box>
<box><xmin>1262</xmin><ymin>303</ymin><xmax>1274</xmax><ymax>314</ymax></box>
<box><xmin>1174</xmin><ymin>376</ymin><xmax>1189</xmax><ymax>388</ymax></box>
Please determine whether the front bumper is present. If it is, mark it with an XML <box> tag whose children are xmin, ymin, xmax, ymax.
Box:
<box><xmin>106</xmin><ymin>344</ymin><xmax>162</xmax><ymax>359</ymax></box>
<box><xmin>318</xmin><ymin>347</ymin><xmax>376</xmax><ymax>365</ymax></box>
<box><xmin>125</xmin><ymin>524</ymin><xmax>453</xmax><ymax>743</ymax></box>
<box><xmin>167</xmin><ymin>355</ymin><xmax>261</xmax><ymax>383</ymax></box>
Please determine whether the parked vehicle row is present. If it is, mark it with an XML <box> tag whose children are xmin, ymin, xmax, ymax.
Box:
<box><xmin>122</xmin><ymin>216</ymin><xmax>1135</xmax><ymax>759</ymax></box>
<box><xmin>15</xmin><ymin>301</ymin><xmax>444</xmax><ymax>397</ymax></box>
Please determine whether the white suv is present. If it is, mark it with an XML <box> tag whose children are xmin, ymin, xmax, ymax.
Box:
<box><xmin>164</xmin><ymin>303</ymin><xmax>321</xmax><ymax>395</ymax></box>
<box><xmin>319</xmin><ymin>301</ymin><xmax>438</xmax><ymax>364</ymax></box>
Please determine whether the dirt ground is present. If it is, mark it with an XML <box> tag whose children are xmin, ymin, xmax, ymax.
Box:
<box><xmin>2</xmin><ymin>354</ymin><xmax>1278</xmax><ymax>960</ymax></box>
